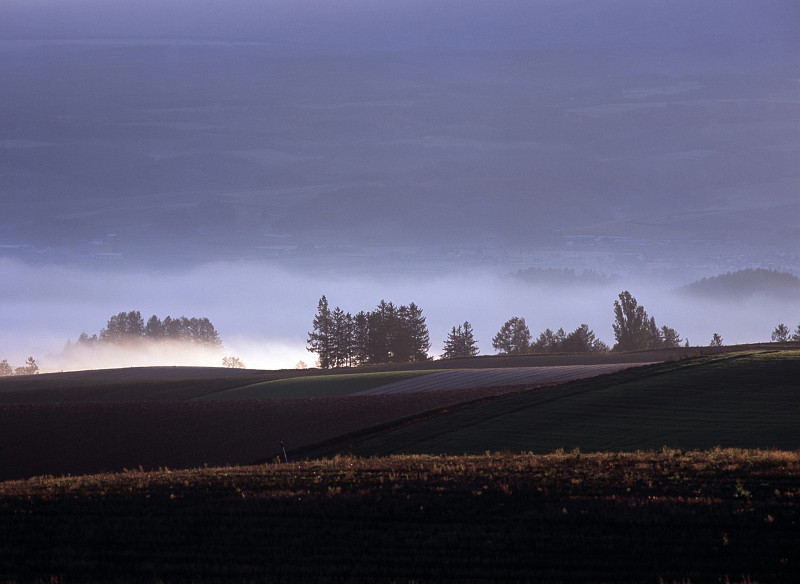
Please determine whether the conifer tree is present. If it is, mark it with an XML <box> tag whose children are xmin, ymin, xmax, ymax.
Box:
<box><xmin>307</xmin><ymin>295</ymin><xmax>334</xmax><ymax>368</ymax></box>
<box><xmin>442</xmin><ymin>321</ymin><xmax>479</xmax><ymax>359</ymax></box>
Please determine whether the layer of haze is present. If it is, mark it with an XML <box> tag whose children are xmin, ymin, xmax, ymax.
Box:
<box><xmin>2</xmin><ymin>259</ymin><xmax>799</xmax><ymax>373</ymax></box>
<box><xmin>1</xmin><ymin>2</ymin><xmax>798</xmax><ymax>370</ymax></box>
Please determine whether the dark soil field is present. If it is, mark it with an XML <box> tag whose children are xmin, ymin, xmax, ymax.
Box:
<box><xmin>1</xmin><ymin>450</ymin><xmax>797</xmax><ymax>583</ymax></box>
<box><xmin>0</xmin><ymin>386</ymin><xmax>519</xmax><ymax>481</ymax></box>
<box><xmin>1</xmin><ymin>346</ymin><xmax>798</xmax><ymax>582</ymax></box>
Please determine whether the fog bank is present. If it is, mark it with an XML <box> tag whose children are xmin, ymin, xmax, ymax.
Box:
<box><xmin>2</xmin><ymin>259</ymin><xmax>798</xmax><ymax>373</ymax></box>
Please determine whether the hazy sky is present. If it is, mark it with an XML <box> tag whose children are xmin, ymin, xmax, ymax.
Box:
<box><xmin>2</xmin><ymin>1</ymin><xmax>796</xmax><ymax>51</ymax></box>
<box><xmin>1</xmin><ymin>1</ymin><xmax>798</xmax><ymax>370</ymax></box>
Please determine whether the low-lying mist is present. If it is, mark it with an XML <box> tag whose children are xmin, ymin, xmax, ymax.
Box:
<box><xmin>2</xmin><ymin>258</ymin><xmax>798</xmax><ymax>373</ymax></box>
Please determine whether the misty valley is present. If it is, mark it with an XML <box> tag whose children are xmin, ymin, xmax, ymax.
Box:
<box><xmin>1</xmin><ymin>3</ymin><xmax>798</xmax><ymax>582</ymax></box>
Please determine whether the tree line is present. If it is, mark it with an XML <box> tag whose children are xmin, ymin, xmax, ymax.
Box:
<box><xmin>307</xmin><ymin>291</ymin><xmax>691</xmax><ymax>368</ymax></box>
<box><xmin>307</xmin><ymin>296</ymin><xmax>431</xmax><ymax>368</ymax></box>
<box><xmin>0</xmin><ymin>356</ymin><xmax>39</xmax><ymax>376</ymax></box>
<box><xmin>490</xmin><ymin>317</ymin><xmax>610</xmax><ymax>355</ymax></box>
<box><xmin>770</xmin><ymin>323</ymin><xmax>800</xmax><ymax>343</ymax></box>
<box><xmin>69</xmin><ymin>311</ymin><xmax>223</xmax><ymax>349</ymax></box>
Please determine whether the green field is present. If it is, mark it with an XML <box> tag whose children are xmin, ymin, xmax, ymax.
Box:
<box><xmin>301</xmin><ymin>351</ymin><xmax>800</xmax><ymax>457</ymax></box>
<box><xmin>195</xmin><ymin>370</ymin><xmax>439</xmax><ymax>399</ymax></box>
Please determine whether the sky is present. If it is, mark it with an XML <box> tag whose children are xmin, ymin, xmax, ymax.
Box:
<box><xmin>1</xmin><ymin>1</ymin><xmax>796</xmax><ymax>51</ymax></box>
<box><xmin>0</xmin><ymin>1</ymin><xmax>798</xmax><ymax>370</ymax></box>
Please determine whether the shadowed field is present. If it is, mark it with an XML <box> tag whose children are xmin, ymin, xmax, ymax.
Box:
<box><xmin>1</xmin><ymin>450</ymin><xmax>797</xmax><ymax>583</ymax></box>
<box><xmin>304</xmin><ymin>351</ymin><xmax>800</xmax><ymax>458</ymax></box>
<box><xmin>1</xmin><ymin>348</ymin><xmax>798</xmax><ymax>482</ymax></box>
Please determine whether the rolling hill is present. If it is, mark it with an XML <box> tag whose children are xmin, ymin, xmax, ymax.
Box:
<box><xmin>298</xmin><ymin>350</ymin><xmax>800</xmax><ymax>458</ymax></box>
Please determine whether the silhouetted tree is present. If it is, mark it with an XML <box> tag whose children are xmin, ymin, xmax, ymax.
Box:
<box><xmin>492</xmin><ymin>317</ymin><xmax>531</xmax><ymax>355</ymax></box>
<box><xmin>405</xmin><ymin>302</ymin><xmax>431</xmax><ymax>362</ymax></box>
<box><xmin>612</xmin><ymin>291</ymin><xmax>649</xmax><ymax>351</ymax></box>
<box><xmin>100</xmin><ymin>311</ymin><xmax>145</xmax><ymax>343</ymax></box>
<box><xmin>0</xmin><ymin>360</ymin><xmax>12</xmax><ymax>376</ymax></box>
<box><xmin>308</xmin><ymin>297</ymin><xmax>431</xmax><ymax>367</ymax></box>
<box><xmin>222</xmin><ymin>356</ymin><xmax>246</xmax><ymax>368</ymax></box>
<box><xmin>533</xmin><ymin>328</ymin><xmax>560</xmax><ymax>353</ymax></box>
<box><xmin>442</xmin><ymin>321</ymin><xmax>479</xmax><ymax>359</ymax></box>
<box><xmin>351</xmin><ymin>311</ymin><xmax>370</xmax><ymax>365</ymax></box>
<box><xmin>77</xmin><ymin>332</ymin><xmax>98</xmax><ymax>346</ymax></box>
<box><xmin>307</xmin><ymin>295</ymin><xmax>334</xmax><ymax>369</ymax></box>
<box><xmin>145</xmin><ymin>315</ymin><xmax>165</xmax><ymax>340</ymax></box>
<box><xmin>646</xmin><ymin>316</ymin><xmax>663</xmax><ymax>349</ymax></box>
<box><xmin>561</xmin><ymin>324</ymin><xmax>608</xmax><ymax>353</ymax></box>
<box><xmin>771</xmin><ymin>323</ymin><xmax>790</xmax><ymax>343</ymax></box>
<box><xmin>14</xmin><ymin>356</ymin><xmax>38</xmax><ymax>376</ymax></box>
<box><xmin>710</xmin><ymin>333</ymin><xmax>724</xmax><ymax>347</ymax></box>
<box><xmin>661</xmin><ymin>326</ymin><xmax>682</xmax><ymax>348</ymax></box>
<box><xmin>792</xmin><ymin>325</ymin><xmax>800</xmax><ymax>342</ymax></box>
<box><xmin>330</xmin><ymin>306</ymin><xmax>353</xmax><ymax>368</ymax></box>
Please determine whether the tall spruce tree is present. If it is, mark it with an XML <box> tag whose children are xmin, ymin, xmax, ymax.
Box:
<box><xmin>406</xmin><ymin>302</ymin><xmax>431</xmax><ymax>362</ymax></box>
<box><xmin>307</xmin><ymin>295</ymin><xmax>334</xmax><ymax>368</ymax></box>
<box><xmin>442</xmin><ymin>321</ymin><xmax>479</xmax><ymax>359</ymax></box>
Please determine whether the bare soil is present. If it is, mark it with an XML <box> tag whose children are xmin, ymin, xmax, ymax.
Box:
<box><xmin>0</xmin><ymin>385</ymin><xmax>522</xmax><ymax>480</ymax></box>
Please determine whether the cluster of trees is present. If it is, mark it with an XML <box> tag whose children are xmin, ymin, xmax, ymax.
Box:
<box><xmin>491</xmin><ymin>317</ymin><xmax>609</xmax><ymax>354</ymax></box>
<box><xmin>0</xmin><ymin>357</ymin><xmax>39</xmax><ymax>376</ymax></box>
<box><xmin>72</xmin><ymin>311</ymin><xmax>223</xmax><ymax>348</ymax></box>
<box><xmin>307</xmin><ymin>296</ymin><xmax>430</xmax><ymax>368</ymax></box>
<box><xmin>308</xmin><ymin>290</ymin><xmax>691</xmax><ymax>368</ymax></box>
<box><xmin>479</xmin><ymin>292</ymin><xmax>683</xmax><ymax>358</ymax></box>
<box><xmin>770</xmin><ymin>323</ymin><xmax>800</xmax><ymax>343</ymax></box>
<box><xmin>611</xmin><ymin>291</ymin><xmax>682</xmax><ymax>351</ymax></box>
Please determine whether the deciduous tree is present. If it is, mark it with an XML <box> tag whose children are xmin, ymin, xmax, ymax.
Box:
<box><xmin>492</xmin><ymin>317</ymin><xmax>531</xmax><ymax>355</ymax></box>
<box><xmin>771</xmin><ymin>323</ymin><xmax>790</xmax><ymax>342</ymax></box>
<box><xmin>612</xmin><ymin>291</ymin><xmax>649</xmax><ymax>351</ymax></box>
<box><xmin>222</xmin><ymin>356</ymin><xmax>246</xmax><ymax>368</ymax></box>
<box><xmin>14</xmin><ymin>356</ymin><xmax>38</xmax><ymax>376</ymax></box>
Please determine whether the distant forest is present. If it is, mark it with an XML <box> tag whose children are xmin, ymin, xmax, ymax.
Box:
<box><xmin>679</xmin><ymin>269</ymin><xmax>800</xmax><ymax>299</ymax></box>
<box><xmin>68</xmin><ymin>311</ymin><xmax>223</xmax><ymax>349</ymax></box>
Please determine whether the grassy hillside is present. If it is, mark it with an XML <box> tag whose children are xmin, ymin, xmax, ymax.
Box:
<box><xmin>303</xmin><ymin>350</ymin><xmax>800</xmax><ymax>457</ymax></box>
<box><xmin>1</xmin><ymin>450</ymin><xmax>797</xmax><ymax>583</ymax></box>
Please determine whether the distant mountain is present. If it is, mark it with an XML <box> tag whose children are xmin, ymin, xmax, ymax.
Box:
<box><xmin>678</xmin><ymin>269</ymin><xmax>800</xmax><ymax>299</ymax></box>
